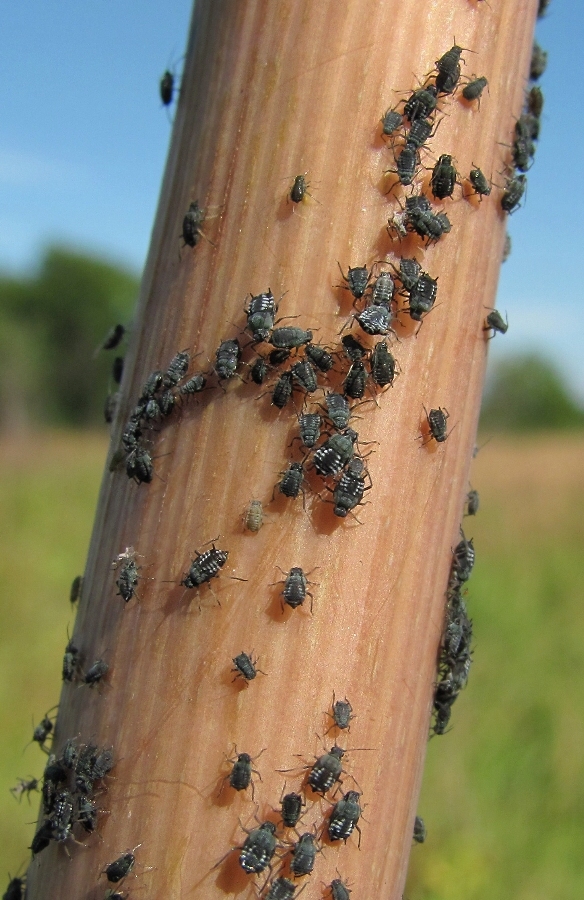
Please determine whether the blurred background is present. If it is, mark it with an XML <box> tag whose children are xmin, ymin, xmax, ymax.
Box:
<box><xmin>0</xmin><ymin>1</ymin><xmax>583</xmax><ymax>898</ymax></box>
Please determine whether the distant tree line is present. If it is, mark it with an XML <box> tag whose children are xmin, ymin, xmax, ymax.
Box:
<box><xmin>0</xmin><ymin>245</ymin><xmax>582</xmax><ymax>432</ymax></box>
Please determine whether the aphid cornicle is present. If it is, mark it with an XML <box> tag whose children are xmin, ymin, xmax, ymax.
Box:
<box><xmin>297</xmin><ymin>412</ymin><xmax>322</xmax><ymax>449</ymax></box>
<box><xmin>239</xmin><ymin>821</ymin><xmax>277</xmax><ymax>874</ymax></box>
<box><xmin>215</xmin><ymin>338</ymin><xmax>242</xmax><ymax>380</ymax></box>
<box><xmin>245</xmin><ymin>289</ymin><xmax>277</xmax><ymax>342</ymax></box>
<box><xmin>371</xmin><ymin>340</ymin><xmax>397</xmax><ymax>388</ymax></box>
<box><xmin>404</xmin><ymin>84</ymin><xmax>438</xmax><ymax>122</ymax></box>
<box><xmin>424</xmin><ymin>407</ymin><xmax>450</xmax><ymax>443</ymax></box>
<box><xmin>182</xmin><ymin>200</ymin><xmax>207</xmax><ymax>248</ymax></box>
<box><xmin>313</xmin><ymin>429</ymin><xmax>358</xmax><ymax>477</ymax></box>
<box><xmin>290</xmin><ymin>832</ymin><xmax>317</xmax><ymax>877</ymax></box>
<box><xmin>232</xmin><ymin>651</ymin><xmax>259</xmax><ymax>682</ymax></box>
<box><xmin>266</xmin><ymin>877</ymin><xmax>296</xmax><ymax>900</ymax></box>
<box><xmin>501</xmin><ymin>173</ymin><xmax>526</xmax><ymax>214</ymax></box>
<box><xmin>305</xmin><ymin>343</ymin><xmax>334</xmax><ymax>373</ymax></box>
<box><xmin>277</xmin><ymin>461</ymin><xmax>306</xmax><ymax>499</ymax></box>
<box><xmin>468</xmin><ymin>166</ymin><xmax>491</xmax><ymax>198</ymax></box>
<box><xmin>281</xmin><ymin>791</ymin><xmax>304</xmax><ymax>828</ymax></box>
<box><xmin>269</xmin><ymin>326</ymin><xmax>313</xmax><ymax>350</ymax></box>
<box><xmin>328</xmin><ymin>790</ymin><xmax>362</xmax><ymax>843</ymax></box>
<box><xmin>244</xmin><ymin>499</ymin><xmax>264</xmax><ymax>532</ymax></box>
<box><xmin>160</xmin><ymin>69</ymin><xmax>174</xmax><ymax>106</ymax></box>
<box><xmin>430</xmin><ymin>154</ymin><xmax>458</xmax><ymax>200</ymax></box>
<box><xmin>338</xmin><ymin>263</ymin><xmax>371</xmax><ymax>301</ymax></box>
<box><xmin>462</xmin><ymin>76</ymin><xmax>488</xmax><ymax>103</ymax></box>
<box><xmin>333</xmin><ymin>458</ymin><xmax>368</xmax><ymax>519</ymax></box>
<box><xmin>308</xmin><ymin>746</ymin><xmax>345</xmax><ymax>794</ymax></box>
<box><xmin>181</xmin><ymin>544</ymin><xmax>229</xmax><ymax>589</ymax></box>
<box><xmin>484</xmin><ymin>309</ymin><xmax>508</xmax><ymax>337</ymax></box>
<box><xmin>104</xmin><ymin>851</ymin><xmax>137</xmax><ymax>883</ymax></box>
<box><xmin>413</xmin><ymin>815</ymin><xmax>426</xmax><ymax>843</ymax></box>
<box><xmin>381</xmin><ymin>107</ymin><xmax>403</xmax><ymax>136</ymax></box>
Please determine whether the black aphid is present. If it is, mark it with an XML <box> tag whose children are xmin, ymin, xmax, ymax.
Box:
<box><xmin>406</xmin><ymin>207</ymin><xmax>451</xmax><ymax>243</ymax></box>
<box><xmin>266</xmin><ymin>877</ymin><xmax>296</xmax><ymax>900</ymax></box>
<box><xmin>281</xmin><ymin>791</ymin><xmax>304</xmax><ymax>829</ymax></box>
<box><xmin>10</xmin><ymin>776</ymin><xmax>39</xmax><ymax>803</ymax></box>
<box><xmin>77</xmin><ymin>795</ymin><xmax>98</xmax><ymax>833</ymax></box>
<box><xmin>272</xmin><ymin>372</ymin><xmax>295</xmax><ymax>409</ymax></box>
<box><xmin>398</xmin><ymin>257</ymin><xmax>422</xmax><ymax>291</ymax></box>
<box><xmin>126</xmin><ymin>447</ymin><xmax>153</xmax><ymax>485</ymax></box>
<box><xmin>163</xmin><ymin>350</ymin><xmax>190</xmax><ymax>388</ymax></box>
<box><xmin>325</xmin><ymin>392</ymin><xmax>351</xmax><ymax>430</ymax></box>
<box><xmin>277</xmin><ymin>461</ymin><xmax>306</xmax><ymax>500</ymax></box>
<box><xmin>356</xmin><ymin>303</ymin><xmax>392</xmax><ymax>336</ymax></box>
<box><xmin>313</xmin><ymin>429</ymin><xmax>358</xmax><ymax>477</ymax></box>
<box><xmin>333</xmin><ymin>458</ymin><xmax>368</xmax><ymax>519</ymax></box>
<box><xmin>291</xmin><ymin>359</ymin><xmax>318</xmax><ymax>393</ymax></box>
<box><xmin>330</xmin><ymin>877</ymin><xmax>352</xmax><ymax>900</ymax></box>
<box><xmin>406</xmin><ymin>117</ymin><xmax>433</xmax><ymax>150</ymax></box>
<box><xmin>308</xmin><ymin>746</ymin><xmax>345</xmax><ymax>794</ymax></box>
<box><xmin>70</xmin><ymin>574</ymin><xmax>83</xmax><ymax>605</ymax></box>
<box><xmin>62</xmin><ymin>639</ymin><xmax>81</xmax><ymax>682</ymax></box>
<box><xmin>538</xmin><ymin>0</ymin><xmax>551</xmax><ymax>16</ymax></box>
<box><xmin>305</xmin><ymin>343</ymin><xmax>334</xmax><ymax>373</ymax></box>
<box><xmin>232</xmin><ymin>652</ymin><xmax>259</xmax><ymax>682</ymax></box>
<box><xmin>239</xmin><ymin>821</ymin><xmax>277</xmax><ymax>874</ymax></box>
<box><xmin>501</xmin><ymin>173</ymin><xmax>526</xmax><ymax>214</ymax></box>
<box><xmin>246</xmin><ymin>290</ymin><xmax>278</xmax><ymax>343</ymax></box>
<box><xmin>404</xmin><ymin>84</ymin><xmax>438</xmax><ymax>122</ymax></box>
<box><xmin>381</xmin><ymin>108</ymin><xmax>403</xmax><ymax>136</ymax></box>
<box><xmin>513</xmin><ymin>132</ymin><xmax>535</xmax><ymax>172</ymax></box>
<box><xmin>32</xmin><ymin>712</ymin><xmax>55</xmax><ymax>753</ymax></box>
<box><xmin>276</xmin><ymin>566</ymin><xmax>314</xmax><ymax>611</ymax></box>
<box><xmin>101</xmin><ymin>323</ymin><xmax>125</xmax><ymax>351</ymax></box>
<box><xmin>182</xmin><ymin>200</ymin><xmax>206</xmax><ymax>248</ymax></box>
<box><xmin>105</xmin><ymin>851</ymin><xmax>136</xmax><ymax>884</ymax></box>
<box><xmin>407</xmin><ymin>272</ymin><xmax>438</xmax><ymax>321</ymax></box>
<box><xmin>269</xmin><ymin>326</ymin><xmax>313</xmax><ymax>350</ymax></box>
<box><xmin>159</xmin><ymin>390</ymin><xmax>176</xmax><ymax>417</ymax></box>
<box><xmin>83</xmin><ymin>658</ymin><xmax>109</xmax><ymax>687</ymax></box>
<box><xmin>30</xmin><ymin>820</ymin><xmax>53</xmax><ymax>856</ymax></box>
<box><xmin>405</xmin><ymin>194</ymin><xmax>432</xmax><ymax>214</ymax></box>
<box><xmin>527</xmin><ymin>85</ymin><xmax>544</xmax><ymax>119</ymax></box>
<box><xmin>395</xmin><ymin>143</ymin><xmax>418</xmax><ymax>186</ymax></box>
<box><xmin>251</xmin><ymin>357</ymin><xmax>269</xmax><ymax>385</ymax></box>
<box><xmin>160</xmin><ymin>70</ymin><xmax>174</xmax><ymax>106</ymax></box>
<box><xmin>179</xmin><ymin>372</ymin><xmax>206</xmax><ymax>396</ymax></box>
<box><xmin>228</xmin><ymin>752</ymin><xmax>256</xmax><ymax>793</ymax></box>
<box><xmin>112</xmin><ymin>356</ymin><xmax>124</xmax><ymax>384</ymax></box>
<box><xmin>371</xmin><ymin>271</ymin><xmax>395</xmax><ymax>307</ymax></box>
<box><xmin>338</xmin><ymin>264</ymin><xmax>371</xmax><ymax>301</ymax></box>
<box><xmin>116</xmin><ymin>558</ymin><xmax>140</xmax><ymax>603</ymax></box>
<box><xmin>462</xmin><ymin>76</ymin><xmax>488</xmax><ymax>102</ymax></box>
<box><xmin>413</xmin><ymin>815</ymin><xmax>426</xmax><ymax>843</ymax></box>
<box><xmin>50</xmin><ymin>789</ymin><xmax>74</xmax><ymax>843</ymax></box>
<box><xmin>452</xmin><ymin>535</ymin><xmax>475</xmax><ymax>583</ymax></box>
<box><xmin>181</xmin><ymin>544</ymin><xmax>229</xmax><ymax>589</ymax></box>
<box><xmin>435</xmin><ymin>44</ymin><xmax>463</xmax><ymax>95</ymax></box>
<box><xmin>341</xmin><ymin>334</ymin><xmax>368</xmax><ymax>363</ymax></box>
<box><xmin>343</xmin><ymin>361</ymin><xmax>368</xmax><ymax>400</ymax></box>
<box><xmin>3</xmin><ymin>876</ymin><xmax>26</xmax><ymax>900</ymax></box>
<box><xmin>484</xmin><ymin>309</ymin><xmax>508</xmax><ymax>337</ymax></box>
<box><xmin>215</xmin><ymin>338</ymin><xmax>241</xmax><ymax>380</ymax></box>
<box><xmin>328</xmin><ymin>790</ymin><xmax>362</xmax><ymax>843</ymax></box>
<box><xmin>468</xmin><ymin>166</ymin><xmax>491</xmax><ymax>198</ymax></box>
<box><xmin>371</xmin><ymin>340</ymin><xmax>397</xmax><ymax>387</ymax></box>
<box><xmin>503</xmin><ymin>233</ymin><xmax>512</xmax><ymax>262</ymax></box>
<box><xmin>466</xmin><ymin>489</ymin><xmax>480</xmax><ymax>516</ymax></box>
<box><xmin>61</xmin><ymin>737</ymin><xmax>78</xmax><ymax>770</ymax></box>
<box><xmin>530</xmin><ymin>42</ymin><xmax>547</xmax><ymax>81</ymax></box>
<box><xmin>104</xmin><ymin>393</ymin><xmax>118</xmax><ymax>424</ymax></box>
<box><xmin>331</xmin><ymin>695</ymin><xmax>354</xmax><ymax>730</ymax></box>
<box><xmin>290</xmin><ymin>175</ymin><xmax>307</xmax><ymax>203</ymax></box>
<box><xmin>430</xmin><ymin>154</ymin><xmax>457</xmax><ymax>200</ymax></box>
<box><xmin>297</xmin><ymin>412</ymin><xmax>322</xmax><ymax>449</ymax></box>
<box><xmin>290</xmin><ymin>833</ymin><xmax>317</xmax><ymax>877</ymax></box>
<box><xmin>425</xmin><ymin>407</ymin><xmax>450</xmax><ymax>443</ymax></box>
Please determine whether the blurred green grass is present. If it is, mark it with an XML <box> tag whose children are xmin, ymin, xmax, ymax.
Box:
<box><xmin>0</xmin><ymin>431</ymin><xmax>582</xmax><ymax>897</ymax></box>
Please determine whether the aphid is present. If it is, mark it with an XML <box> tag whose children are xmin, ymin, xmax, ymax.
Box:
<box><xmin>406</xmin><ymin>117</ymin><xmax>433</xmax><ymax>149</ymax></box>
<box><xmin>527</xmin><ymin>85</ymin><xmax>544</xmax><ymax>119</ymax></box>
<box><xmin>104</xmin><ymin>851</ymin><xmax>137</xmax><ymax>884</ymax></box>
<box><xmin>502</xmin><ymin>233</ymin><xmax>512</xmax><ymax>262</ymax></box>
<box><xmin>290</xmin><ymin>175</ymin><xmax>310</xmax><ymax>203</ymax></box>
<box><xmin>305</xmin><ymin>343</ymin><xmax>334</xmax><ymax>373</ymax></box>
<box><xmin>83</xmin><ymin>658</ymin><xmax>109</xmax><ymax>687</ymax></box>
<box><xmin>381</xmin><ymin>108</ymin><xmax>403</xmax><ymax>136</ymax></box>
<box><xmin>112</xmin><ymin>356</ymin><xmax>124</xmax><ymax>384</ymax></box>
<box><xmin>538</xmin><ymin>0</ymin><xmax>551</xmax><ymax>16</ymax></box>
<box><xmin>50</xmin><ymin>789</ymin><xmax>74</xmax><ymax>842</ymax></box>
<box><xmin>269</xmin><ymin>348</ymin><xmax>291</xmax><ymax>365</ymax></box>
<box><xmin>91</xmin><ymin>747</ymin><xmax>115</xmax><ymax>781</ymax></box>
<box><xmin>2</xmin><ymin>876</ymin><xmax>26</xmax><ymax>900</ymax></box>
<box><xmin>30</xmin><ymin>820</ymin><xmax>53</xmax><ymax>855</ymax></box>
<box><xmin>70</xmin><ymin>574</ymin><xmax>83</xmax><ymax>605</ymax></box>
<box><xmin>325</xmin><ymin>392</ymin><xmax>351</xmax><ymax>430</ymax></box>
<box><xmin>215</xmin><ymin>338</ymin><xmax>242</xmax><ymax>380</ymax></box>
<box><xmin>466</xmin><ymin>489</ymin><xmax>480</xmax><ymax>516</ymax></box>
<box><xmin>104</xmin><ymin>392</ymin><xmax>119</xmax><ymax>424</ymax></box>
<box><xmin>272</xmin><ymin>371</ymin><xmax>295</xmax><ymax>409</ymax></box>
<box><xmin>413</xmin><ymin>815</ymin><xmax>426</xmax><ymax>843</ymax></box>
<box><xmin>435</xmin><ymin>45</ymin><xmax>463</xmax><ymax>95</ymax></box>
<box><xmin>140</xmin><ymin>370</ymin><xmax>164</xmax><ymax>401</ymax></box>
<box><xmin>398</xmin><ymin>257</ymin><xmax>422</xmax><ymax>291</ymax></box>
<box><xmin>277</xmin><ymin>461</ymin><xmax>306</xmax><ymax>500</ymax></box>
<box><xmin>275</xmin><ymin>566</ymin><xmax>314</xmax><ymax>611</ymax></box>
<box><xmin>250</xmin><ymin>357</ymin><xmax>269</xmax><ymax>385</ymax></box>
<box><xmin>265</xmin><ymin>877</ymin><xmax>296</xmax><ymax>900</ymax></box>
<box><xmin>101</xmin><ymin>323</ymin><xmax>125</xmax><ymax>351</ymax></box>
<box><xmin>239</xmin><ymin>821</ymin><xmax>277</xmax><ymax>874</ymax></box>
<box><xmin>126</xmin><ymin>447</ymin><xmax>153</xmax><ymax>485</ymax></box>
<box><xmin>530</xmin><ymin>42</ymin><xmax>547</xmax><ymax>81</ymax></box>
<box><xmin>433</xmin><ymin>211</ymin><xmax>452</xmax><ymax>234</ymax></box>
<box><xmin>405</xmin><ymin>193</ymin><xmax>432</xmax><ymax>214</ymax></box>
<box><xmin>407</xmin><ymin>272</ymin><xmax>438</xmax><ymax>321</ymax></box>
<box><xmin>371</xmin><ymin>271</ymin><xmax>395</xmax><ymax>306</ymax></box>
<box><xmin>395</xmin><ymin>143</ymin><xmax>418</xmax><ymax>185</ymax></box>
<box><xmin>343</xmin><ymin>360</ymin><xmax>368</xmax><ymax>400</ymax></box>
<box><xmin>468</xmin><ymin>166</ymin><xmax>491</xmax><ymax>198</ymax></box>
<box><xmin>430</xmin><ymin>154</ymin><xmax>457</xmax><ymax>200</ymax></box>
<box><xmin>308</xmin><ymin>746</ymin><xmax>345</xmax><ymax>794</ymax></box>
<box><xmin>243</xmin><ymin>500</ymin><xmax>264</xmax><ymax>533</ymax></box>
<box><xmin>501</xmin><ymin>173</ymin><xmax>526</xmax><ymax>213</ymax></box>
<box><xmin>10</xmin><ymin>776</ymin><xmax>39</xmax><ymax>802</ymax></box>
<box><xmin>484</xmin><ymin>309</ymin><xmax>508</xmax><ymax>337</ymax></box>
<box><xmin>407</xmin><ymin>207</ymin><xmax>451</xmax><ymax>243</ymax></box>
<box><xmin>297</xmin><ymin>412</ymin><xmax>322</xmax><ymax>449</ymax></box>
<box><xmin>121</xmin><ymin>416</ymin><xmax>142</xmax><ymax>454</ymax></box>
<box><xmin>462</xmin><ymin>76</ymin><xmax>488</xmax><ymax>103</ymax></box>
<box><xmin>291</xmin><ymin>359</ymin><xmax>318</xmax><ymax>393</ymax></box>
<box><xmin>246</xmin><ymin>289</ymin><xmax>277</xmax><ymax>343</ymax></box>
<box><xmin>182</xmin><ymin>200</ymin><xmax>206</xmax><ymax>248</ymax></box>
<box><xmin>513</xmin><ymin>132</ymin><xmax>535</xmax><ymax>172</ymax></box>
<box><xmin>232</xmin><ymin>651</ymin><xmax>260</xmax><ymax>682</ymax></box>
<box><xmin>330</xmin><ymin>877</ymin><xmax>352</xmax><ymax>900</ymax></box>
<box><xmin>158</xmin><ymin>390</ymin><xmax>176</xmax><ymax>417</ymax></box>
<box><xmin>160</xmin><ymin>69</ymin><xmax>174</xmax><ymax>106</ymax></box>
<box><xmin>356</xmin><ymin>303</ymin><xmax>392</xmax><ymax>336</ymax></box>
<box><xmin>517</xmin><ymin>111</ymin><xmax>540</xmax><ymax>141</ymax></box>
<box><xmin>338</xmin><ymin>264</ymin><xmax>371</xmax><ymax>301</ymax></box>
<box><xmin>269</xmin><ymin>326</ymin><xmax>313</xmax><ymax>350</ymax></box>
<box><xmin>228</xmin><ymin>752</ymin><xmax>257</xmax><ymax>793</ymax></box>
<box><xmin>370</xmin><ymin>340</ymin><xmax>397</xmax><ymax>387</ymax></box>
<box><xmin>179</xmin><ymin>372</ymin><xmax>207</xmax><ymax>396</ymax></box>
<box><xmin>61</xmin><ymin>737</ymin><xmax>79</xmax><ymax>770</ymax></box>
<box><xmin>404</xmin><ymin>84</ymin><xmax>438</xmax><ymax>122</ymax></box>
<box><xmin>181</xmin><ymin>544</ymin><xmax>229</xmax><ymax>589</ymax></box>
<box><xmin>452</xmin><ymin>535</ymin><xmax>475</xmax><ymax>583</ymax></box>
<box><xmin>290</xmin><ymin>832</ymin><xmax>317</xmax><ymax>877</ymax></box>
<box><xmin>424</xmin><ymin>406</ymin><xmax>450</xmax><ymax>443</ymax></box>
<box><xmin>330</xmin><ymin>695</ymin><xmax>354</xmax><ymax>730</ymax></box>
<box><xmin>313</xmin><ymin>429</ymin><xmax>358</xmax><ymax>477</ymax></box>
<box><xmin>328</xmin><ymin>790</ymin><xmax>362</xmax><ymax>843</ymax></box>
<box><xmin>281</xmin><ymin>791</ymin><xmax>304</xmax><ymax>828</ymax></box>
<box><xmin>332</xmin><ymin>458</ymin><xmax>368</xmax><ymax>519</ymax></box>
<box><xmin>62</xmin><ymin>638</ymin><xmax>81</xmax><ymax>682</ymax></box>
<box><xmin>32</xmin><ymin>711</ymin><xmax>56</xmax><ymax>752</ymax></box>
<box><xmin>341</xmin><ymin>334</ymin><xmax>368</xmax><ymax>363</ymax></box>
<box><xmin>77</xmin><ymin>795</ymin><xmax>98</xmax><ymax>833</ymax></box>
<box><xmin>116</xmin><ymin>558</ymin><xmax>140</xmax><ymax>603</ymax></box>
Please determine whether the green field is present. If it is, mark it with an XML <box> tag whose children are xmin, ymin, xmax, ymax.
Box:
<box><xmin>0</xmin><ymin>432</ymin><xmax>583</xmax><ymax>898</ymax></box>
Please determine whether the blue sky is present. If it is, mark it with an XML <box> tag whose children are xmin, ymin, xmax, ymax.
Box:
<box><xmin>1</xmin><ymin>1</ymin><xmax>582</xmax><ymax>399</ymax></box>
